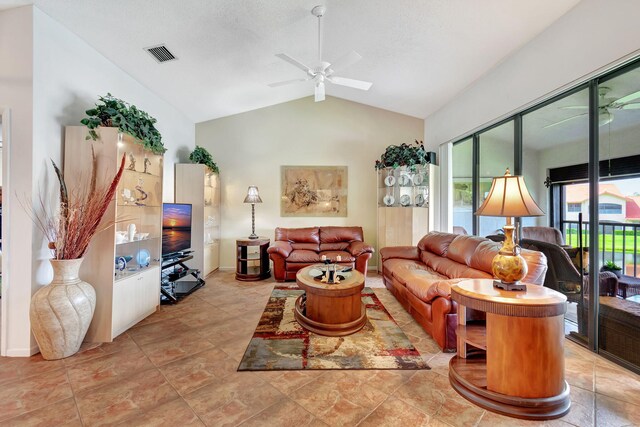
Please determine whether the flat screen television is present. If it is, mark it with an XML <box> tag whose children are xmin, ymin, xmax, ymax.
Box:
<box><xmin>162</xmin><ymin>203</ymin><xmax>192</xmax><ymax>257</ymax></box>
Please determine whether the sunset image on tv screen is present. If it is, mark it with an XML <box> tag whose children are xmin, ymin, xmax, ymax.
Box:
<box><xmin>162</xmin><ymin>204</ymin><xmax>192</xmax><ymax>255</ymax></box>
<box><xmin>163</xmin><ymin>204</ymin><xmax>192</xmax><ymax>229</ymax></box>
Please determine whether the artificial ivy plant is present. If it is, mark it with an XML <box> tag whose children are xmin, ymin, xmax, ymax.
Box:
<box><xmin>375</xmin><ymin>140</ymin><xmax>430</xmax><ymax>169</ymax></box>
<box><xmin>189</xmin><ymin>145</ymin><xmax>219</xmax><ymax>174</ymax></box>
<box><xmin>80</xmin><ymin>93</ymin><xmax>166</xmax><ymax>155</ymax></box>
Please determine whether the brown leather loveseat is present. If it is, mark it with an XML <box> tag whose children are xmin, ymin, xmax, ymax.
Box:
<box><xmin>380</xmin><ymin>232</ymin><xmax>548</xmax><ymax>351</ymax></box>
<box><xmin>268</xmin><ymin>226</ymin><xmax>374</xmax><ymax>282</ymax></box>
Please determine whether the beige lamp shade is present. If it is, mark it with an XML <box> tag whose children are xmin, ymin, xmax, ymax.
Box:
<box><xmin>243</xmin><ymin>186</ymin><xmax>262</xmax><ymax>204</ymax></box>
<box><xmin>476</xmin><ymin>169</ymin><xmax>544</xmax><ymax>218</ymax></box>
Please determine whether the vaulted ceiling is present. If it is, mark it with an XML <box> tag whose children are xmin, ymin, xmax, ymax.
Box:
<box><xmin>5</xmin><ymin>0</ymin><xmax>580</xmax><ymax>122</ymax></box>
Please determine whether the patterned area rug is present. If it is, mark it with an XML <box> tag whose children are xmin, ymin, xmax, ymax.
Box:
<box><xmin>238</xmin><ymin>285</ymin><xmax>429</xmax><ymax>370</ymax></box>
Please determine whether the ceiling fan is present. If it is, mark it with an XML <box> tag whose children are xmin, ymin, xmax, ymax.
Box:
<box><xmin>544</xmin><ymin>86</ymin><xmax>640</xmax><ymax>129</ymax></box>
<box><xmin>268</xmin><ymin>5</ymin><xmax>372</xmax><ymax>102</ymax></box>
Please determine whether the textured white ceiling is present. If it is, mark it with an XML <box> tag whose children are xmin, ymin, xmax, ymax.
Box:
<box><xmin>6</xmin><ymin>0</ymin><xmax>580</xmax><ymax>122</ymax></box>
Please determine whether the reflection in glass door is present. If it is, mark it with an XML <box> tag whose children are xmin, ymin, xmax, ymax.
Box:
<box><xmin>452</xmin><ymin>138</ymin><xmax>473</xmax><ymax>235</ymax></box>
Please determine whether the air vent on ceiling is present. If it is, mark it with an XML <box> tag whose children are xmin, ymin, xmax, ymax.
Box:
<box><xmin>145</xmin><ymin>45</ymin><xmax>177</xmax><ymax>63</ymax></box>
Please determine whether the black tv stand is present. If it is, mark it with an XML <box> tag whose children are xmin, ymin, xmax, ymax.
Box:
<box><xmin>161</xmin><ymin>254</ymin><xmax>205</xmax><ymax>303</ymax></box>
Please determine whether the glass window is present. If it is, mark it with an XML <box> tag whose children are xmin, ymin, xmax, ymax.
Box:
<box><xmin>478</xmin><ymin>121</ymin><xmax>514</xmax><ymax>237</ymax></box>
<box><xmin>568</xmin><ymin>203</ymin><xmax>582</xmax><ymax>212</ymax></box>
<box><xmin>452</xmin><ymin>138</ymin><xmax>473</xmax><ymax>235</ymax></box>
<box><xmin>599</xmin><ymin>203</ymin><xmax>622</xmax><ymax>214</ymax></box>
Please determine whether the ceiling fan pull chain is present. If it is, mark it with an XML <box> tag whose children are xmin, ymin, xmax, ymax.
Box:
<box><xmin>317</xmin><ymin>8</ymin><xmax>323</xmax><ymax>62</ymax></box>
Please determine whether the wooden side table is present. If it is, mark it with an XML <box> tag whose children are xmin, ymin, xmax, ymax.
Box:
<box><xmin>235</xmin><ymin>237</ymin><xmax>270</xmax><ymax>281</ymax></box>
<box><xmin>449</xmin><ymin>279</ymin><xmax>570</xmax><ymax>420</ymax></box>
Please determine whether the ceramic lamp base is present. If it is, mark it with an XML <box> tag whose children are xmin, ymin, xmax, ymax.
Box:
<box><xmin>493</xmin><ymin>280</ymin><xmax>527</xmax><ymax>291</ymax></box>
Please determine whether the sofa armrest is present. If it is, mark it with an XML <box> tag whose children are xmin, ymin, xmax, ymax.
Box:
<box><xmin>347</xmin><ymin>241</ymin><xmax>374</xmax><ymax>257</ymax></box>
<box><xmin>267</xmin><ymin>241</ymin><xmax>292</xmax><ymax>258</ymax></box>
<box><xmin>379</xmin><ymin>246</ymin><xmax>419</xmax><ymax>262</ymax></box>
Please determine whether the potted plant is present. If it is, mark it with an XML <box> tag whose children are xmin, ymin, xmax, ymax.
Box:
<box><xmin>375</xmin><ymin>140</ymin><xmax>431</xmax><ymax>170</ymax></box>
<box><xmin>29</xmin><ymin>152</ymin><xmax>126</xmax><ymax>360</ymax></box>
<box><xmin>601</xmin><ymin>260</ymin><xmax>623</xmax><ymax>278</ymax></box>
<box><xmin>189</xmin><ymin>145</ymin><xmax>219</xmax><ymax>174</ymax></box>
<box><xmin>81</xmin><ymin>93</ymin><xmax>166</xmax><ymax>155</ymax></box>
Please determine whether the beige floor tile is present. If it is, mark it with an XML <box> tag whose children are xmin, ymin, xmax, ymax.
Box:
<box><xmin>394</xmin><ymin>370</ymin><xmax>448</xmax><ymax>415</ymax></box>
<box><xmin>61</xmin><ymin>334</ymin><xmax>140</xmax><ymax>367</ymax></box>
<box><xmin>183</xmin><ymin>372</ymin><xmax>284</xmax><ymax>427</ymax></box>
<box><xmin>595</xmin><ymin>360</ymin><xmax>640</xmax><ymax>407</ymax></box>
<box><xmin>0</xmin><ymin>369</ymin><xmax>74</xmax><ymax>422</ymax></box>
<box><xmin>256</xmin><ymin>370</ymin><xmax>325</xmax><ymax>394</ymax></box>
<box><xmin>66</xmin><ymin>347</ymin><xmax>155</xmax><ymax>393</ymax></box>
<box><xmin>0</xmin><ymin>397</ymin><xmax>81</xmax><ymax>427</ymax></box>
<box><xmin>595</xmin><ymin>393</ymin><xmax>640</xmax><ymax>427</ymax></box>
<box><xmin>433</xmin><ymin>393</ymin><xmax>485</xmax><ymax>427</ymax></box>
<box><xmin>240</xmin><ymin>399</ymin><xmax>316</xmax><ymax>427</ymax></box>
<box><xmin>565</xmin><ymin>356</ymin><xmax>595</xmax><ymax>392</ymax></box>
<box><xmin>75</xmin><ymin>369</ymin><xmax>179</xmax><ymax>426</ymax></box>
<box><xmin>114</xmin><ymin>397</ymin><xmax>204</xmax><ymax>426</ymax></box>
<box><xmin>159</xmin><ymin>347</ymin><xmax>238</xmax><ymax>395</ymax></box>
<box><xmin>358</xmin><ymin>396</ymin><xmax>432</xmax><ymax>426</ymax></box>
<box><xmin>126</xmin><ymin>318</ymin><xmax>193</xmax><ymax>346</ymax></box>
<box><xmin>140</xmin><ymin>329</ymin><xmax>215</xmax><ymax>367</ymax></box>
<box><xmin>0</xmin><ymin>353</ymin><xmax>66</xmax><ymax>385</ymax></box>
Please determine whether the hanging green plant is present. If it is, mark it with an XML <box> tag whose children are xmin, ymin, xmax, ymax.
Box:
<box><xmin>189</xmin><ymin>145</ymin><xmax>219</xmax><ymax>174</ymax></box>
<box><xmin>80</xmin><ymin>93</ymin><xmax>166</xmax><ymax>155</ymax></box>
<box><xmin>375</xmin><ymin>140</ymin><xmax>430</xmax><ymax>169</ymax></box>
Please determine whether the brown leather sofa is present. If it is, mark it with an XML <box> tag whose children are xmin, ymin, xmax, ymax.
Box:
<box><xmin>267</xmin><ymin>226</ymin><xmax>374</xmax><ymax>282</ymax></box>
<box><xmin>380</xmin><ymin>232</ymin><xmax>548</xmax><ymax>351</ymax></box>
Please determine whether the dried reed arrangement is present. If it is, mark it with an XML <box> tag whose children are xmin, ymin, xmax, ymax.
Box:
<box><xmin>33</xmin><ymin>150</ymin><xmax>126</xmax><ymax>260</ymax></box>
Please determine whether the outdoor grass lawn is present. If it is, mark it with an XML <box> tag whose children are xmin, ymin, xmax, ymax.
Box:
<box><xmin>565</xmin><ymin>230</ymin><xmax>640</xmax><ymax>253</ymax></box>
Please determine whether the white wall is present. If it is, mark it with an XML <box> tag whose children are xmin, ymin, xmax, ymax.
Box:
<box><xmin>427</xmin><ymin>0</ymin><xmax>640</xmax><ymax>232</ymax></box>
<box><xmin>0</xmin><ymin>6</ymin><xmax>35</xmax><ymax>357</ymax></box>
<box><xmin>196</xmin><ymin>96</ymin><xmax>424</xmax><ymax>269</ymax></box>
<box><xmin>0</xmin><ymin>6</ymin><xmax>195</xmax><ymax>356</ymax></box>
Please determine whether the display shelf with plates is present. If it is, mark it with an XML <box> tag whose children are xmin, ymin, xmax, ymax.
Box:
<box><xmin>377</xmin><ymin>164</ymin><xmax>439</xmax><ymax>271</ymax></box>
<box><xmin>175</xmin><ymin>164</ymin><xmax>221</xmax><ymax>278</ymax></box>
<box><xmin>64</xmin><ymin>126</ymin><xmax>163</xmax><ymax>342</ymax></box>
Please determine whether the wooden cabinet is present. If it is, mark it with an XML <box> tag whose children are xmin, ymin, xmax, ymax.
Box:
<box><xmin>235</xmin><ymin>237</ymin><xmax>270</xmax><ymax>281</ymax></box>
<box><xmin>175</xmin><ymin>164</ymin><xmax>220</xmax><ymax>278</ymax></box>
<box><xmin>64</xmin><ymin>126</ymin><xmax>163</xmax><ymax>342</ymax></box>
<box><xmin>449</xmin><ymin>279</ymin><xmax>569</xmax><ymax>420</ymax></box>
<box><xmin>377</xmin><ymin>164</ymin><xmax>438</xmax><ymax>270</ymax></box>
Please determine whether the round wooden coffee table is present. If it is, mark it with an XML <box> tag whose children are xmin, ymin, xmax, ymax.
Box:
<box><xmin>294</xmin><ymin>265</ymin><xmax>367</xmax><ymax>336</ymax></box>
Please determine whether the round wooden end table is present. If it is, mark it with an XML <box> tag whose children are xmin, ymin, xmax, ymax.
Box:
<box><xmin>235</xmin><ymin>237</ymin><xmax>270</xmax><ymax>281</ymax></box>
<box><xmin>294</xmin><ymin>265</ymin><xmax>367</xmax><ymax>337</ymax></box>
<box><xmin>449</xmin><ymin>279</ymin><xmax>570</xmax><ymax>420</ymax></box>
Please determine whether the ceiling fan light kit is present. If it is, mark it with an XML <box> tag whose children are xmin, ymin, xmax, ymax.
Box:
<box><xmin>269</xmin><ymin>5</ymin><xmax>373</xmax><ymax>102</ymax></box>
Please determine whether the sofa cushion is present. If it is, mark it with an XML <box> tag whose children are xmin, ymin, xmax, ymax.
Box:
<box><xmin>291</xmin><ymin>243</ymin><xmax>321</xmax><ymax>251</ymax></box>
<box><xmin>275</xmin><ymin>227</ymin><xmax>320</xmax><ymax>244</ymax></box>
<box><xmin>387</xmin><ymin>261</ymin><xmax>444</xmax><ymax>286</ymax></box>
<box><xmin>405</xmin><ymin>277</ymin><xmax>465</xmax><ymax>303</ymax></box>
<box><xmin>468</xmin><ymin>240</ymin><xmax>500</xmax><ymax>273</ymax></box>
<box><xmin>318</xmin><ymin>250</ymin><xmax>355</xmax><ymax>262</ymax></box>
<box><xmin>320</xmin><ymin>226</ymin><xmax>364</xmax><ymax>243</ymax></box>
<box><xmin>320</xmin><ymin>242</ymin><xmax>349</xmax><ymax>251</ymax></box>
<box><xmin>287</xmin><ymin>250</ymin><xmax>321</xmax><ymax>263</ymax></box>
<box><xmin>417</xmin><ymin>232</ymin><xmax>457</xmax><ymax>256</ymax></box>
<box><xmin>447</xmin><ymin>235</ymin><xmax>487</xmax><ymax>266</ymax></box>
<box><xmin>383</xmin><ymin>259</ymin><xmax>431</xmax><ymax>282</ymax></box>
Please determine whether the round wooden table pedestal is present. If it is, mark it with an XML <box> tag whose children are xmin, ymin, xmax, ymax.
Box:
<box><xmin>294</xmin><ymin>296</ymin><xmax>367</xmax><ymax>336</ymax></box>
<box><xmin>294</xmin><ymin>265</ymin><xmax>367</xmax><ymax>337</ymax></box>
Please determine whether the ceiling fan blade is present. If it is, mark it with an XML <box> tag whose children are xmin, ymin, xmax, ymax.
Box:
<box><xmin>543</xmin><ymin>113</ymin><xmax>587</xmax><ymax>129</ymax></box>
<box><xmin>327</xmin><ymin>51</ymin><xmax>362</xmax><ymax>75</ymax></box>
<box><xmin>327</xmin><ymin>76</ymin><xmax>372</xmax><ymax>91</ymax></box>
<box><xmin>315</xmin><ymin>82</ymin><xmax>325</xmax><ymax>102</ymax></box>
<box><xmin>559</xmin><ymin>106</ymin><xmax>588</xmax><ymax>110</ymax></box>
<box><xmin>268</xmin><ymin>78</ymin><xmax>308</xmax><ymax>88</ymax></box>
<box><xmin>620</xmin><ymin>102</ymin><xmax>640</xmax><ymax>110</ymax></box>
<box><xmin>613</xmin><ymin>89</ymin><xmax>640</xmax><ymax>105</ymax></box>
<box><xmin>275</xmin><ymin>53</ymin><xmax>312</xmax><ymax>73</ymax></box>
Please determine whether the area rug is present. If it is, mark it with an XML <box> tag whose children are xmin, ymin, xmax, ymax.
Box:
<box><xmin>238</xmin><ymin>285</ymin><xmax>429</xmax><ymax>370</ymax></box>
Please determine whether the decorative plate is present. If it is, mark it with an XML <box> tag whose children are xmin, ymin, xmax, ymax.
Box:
<box><xmin>136</xmin><ymin>249</ymin><xmax>151</xmax><ymax>267</ymax></box>
<box><xmin>398</xmin><ymin>175</ymin><xmax>411</xmax><ymax>186</ymax></box>
<box><xmin>383</xmin><ymin>194</ymin><xmax>395</xmax><ymax>206</ymax></box>
<box><xmin>384</xmin><ymin>175</ymin><xmax>396</xmax><ymax>186</ymax></box>
<box><xmin>412</xmin><ymin>173</ymin><xmax>424</xmax><ymax>186</ymax></box>
<box><xmin>415</xmin><ymin>194</ymin><xmax>425</xmax><ymax>207</ymax></box>
<box><xmin>400</xmin><ymin>194</ymin><xmax>411</xmax><ymax>206</ymax></box>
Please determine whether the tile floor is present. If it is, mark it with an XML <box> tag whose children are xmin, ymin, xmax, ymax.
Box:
<box><xmin>1</xmin><ymin>271</ymin><xmax>640</xmax><ymax>426</ymax></box>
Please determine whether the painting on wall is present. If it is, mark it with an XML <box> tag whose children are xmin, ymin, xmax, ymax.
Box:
<box><xmin>281</xmin><ymin>166</ymin><xmax>348</xmax><ymax>217</ymax></box>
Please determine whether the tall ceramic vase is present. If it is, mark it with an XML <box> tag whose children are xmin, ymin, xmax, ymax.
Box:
<box><xmin>30</xmin><ymin>258</ymin><xmax>96</xmax><ymax>360</ymax></box>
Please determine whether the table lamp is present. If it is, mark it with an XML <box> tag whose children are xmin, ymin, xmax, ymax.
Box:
<box><xmin>243</xmin><ymin>186</ymin><xmax>262</xmax><ymax>239</ymax></box>
<box><xmin>475</xmin><ymin>168</ymin><xmax>544</xmax><ymax>291</ymax></box>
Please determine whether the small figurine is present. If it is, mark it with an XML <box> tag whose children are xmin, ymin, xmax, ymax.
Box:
<box><xmin>135</xmin><ymin>178</ymin><xmax>148</xmax><ymax>206</ymax></box>
<box><xmin>127</xmin><ymin>153</ymin><xmax>136</xmax><ymax>171</ymax></box>
<box><xmin>143</xmin><ymin>157</ymin><xmax>151</xmax><ymax>174</ymax></box>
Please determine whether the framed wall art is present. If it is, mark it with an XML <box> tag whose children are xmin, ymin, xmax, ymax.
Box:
<box><xmin>281</xmin><ymin>166</ymin><xmax>348</xmax><ymax>217</ymax></box>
